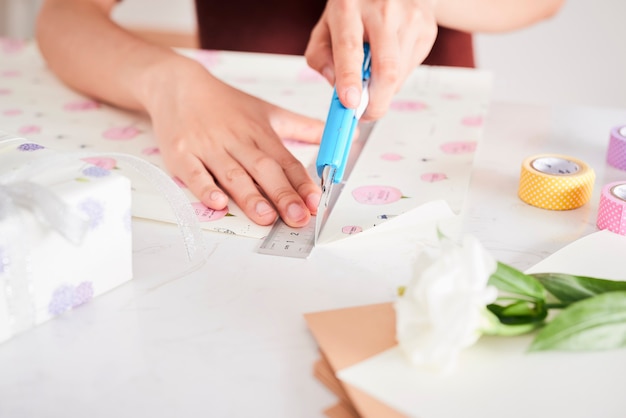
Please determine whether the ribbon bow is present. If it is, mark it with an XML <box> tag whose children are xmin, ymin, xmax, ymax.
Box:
<box><xmin>0</xmin><ymin>180</ymin><xmax>89</xmax><ymax>245</ymax></box>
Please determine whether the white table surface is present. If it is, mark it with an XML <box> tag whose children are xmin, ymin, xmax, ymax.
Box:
<box><xmin>0</xmin><ymin>100</ymin><xmax>625</xmax><ymax>418</ymax></box>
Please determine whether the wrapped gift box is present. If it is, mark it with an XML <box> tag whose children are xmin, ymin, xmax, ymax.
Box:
<box><xmin>0</xmin><ymin>132</ymin><xmax>132</xmax><ymax>344</ymax></box>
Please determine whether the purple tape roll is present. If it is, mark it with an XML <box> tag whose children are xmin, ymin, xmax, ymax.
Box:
<box><xmin>606</xmin><ymin>125</ymin><xmax>626</xmax><ymax>170</ymax></box>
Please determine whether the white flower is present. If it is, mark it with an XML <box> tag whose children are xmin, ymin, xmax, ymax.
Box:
<box><xmin>394</xmin><ymin>235</ymin><xmax>498</xmax><ymax>374</ymax></box>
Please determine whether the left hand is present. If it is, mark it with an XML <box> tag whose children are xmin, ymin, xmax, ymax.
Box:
<box><xmin>305</xmin><ymin>0</ymin><xmax>438</xmax><ymax>120</ymax></box>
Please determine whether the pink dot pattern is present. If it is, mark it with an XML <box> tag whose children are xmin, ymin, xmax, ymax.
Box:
<box><xmin>606</xmin><ymin>126</ymin><xmax>626</xmax><ymax>170</ymax></box>
<box><xmin>596</xmin><ymin>182</ymin><xmax>626</xmax><ymax>235</ymax></box>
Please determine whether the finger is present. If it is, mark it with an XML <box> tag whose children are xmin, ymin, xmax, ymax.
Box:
<box><xmin>305</xmin><ymin>19</ymin><xmax>336</xmax><ymax>85</ymax></box>
<box><xmin>269</xmin><ymin>106</ymin><xmax>325</xmax><ymax>144</ymax></box>
<box><xmin>272</xmin><ymin>149</ymin><xmax>321</xmax><ymax>216</ymax></box>
<box><xmin>167</xmin><ymin>153</ymin><xmax>229</xmax><ymax>210</ymax></box>
<box><xmin>203</xmin><ymin>148</ymin><xmax>280</xmax><ymax>226</ymax></box>
<box><xmin>408</xmin><ymin>20</ymin><xmax>438</xmax><ymax>71</ymax></box>
<box><xmin>361</xmin><ymin>10</ymin><xmax>402</xmax><ymax>120</ymax></box>
<box><xmin>231</xmin><ymin>134</ymin><xmax>318</xmax><ymax>227</ymax></box>
<box><xmin>326</xmin><ymin>0</ymin><xmax>365</xmax><ymax>109</ymax></box>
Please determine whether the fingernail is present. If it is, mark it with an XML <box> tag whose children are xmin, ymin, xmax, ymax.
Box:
<box><xmin>345</xmin><ymin>87</ymin><xmax>360</xmax><ymax>108</ymax></box>
<box><xmin>255</xmin><ymin>201</ymin><xmax>275</xmax><ymax>217</ymax></box>
<box><xmin>306</xmin><ymin>193</ymin><xmax>321</xmax><ymax>211</ymax></box>
<box><xmin>208</xmin><ymin>190</ymin><xmax>228</xmax><ymax>208</ymax></box>
<box><xmin>209</xmin><ymin>190</ymin><xmax>224</xmax><ymax>201</ymax></box>
<box><xmin>287</xmin><ymin>202</ymin><xmax>306</xmax><ymax>222</ymax></box>
<box><xmin>322</xmin><ymin>66</ymin><xmax>335</xmax><ymax>84</ymax></box>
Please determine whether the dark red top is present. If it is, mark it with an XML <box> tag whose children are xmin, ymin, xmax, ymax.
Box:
<box><xmin>195</xmin><ymin>0</ymin><xmax>474</xmax><ymax>68</ymax></box>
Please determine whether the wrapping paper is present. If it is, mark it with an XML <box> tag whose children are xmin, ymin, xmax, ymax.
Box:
<box><xmin>0</xmin><ymin>38</ymin><xmax>492</xmax><ymax>241</ymax></box>
<box><xmin>0</xmin><ymin>133</ymin><xmax>133</xmax><ymax>344</ymax></box>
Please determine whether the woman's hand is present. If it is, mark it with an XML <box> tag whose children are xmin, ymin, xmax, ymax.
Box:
<box><xmin>145</xmin><ymin>59</ymin><xmax>325</xmax><ymax>227</ymax></box>
<box><xmin>305</xmin><ymin>0</ymin><xmax>438</xmax><ymax>120</ymax></box>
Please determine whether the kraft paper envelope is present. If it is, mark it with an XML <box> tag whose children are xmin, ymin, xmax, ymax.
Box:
<box><xmin>314</xmin><ymin>355</ymin><xmax>368</xmax><ymax>418</ymax></box>
<box><xmin>314</xmin><ymin>356</ymin><xmax>353</xmax><ymax>405</ymax></box>
<box><xmin>323</xmin><ymin>401</ymin><xmax>360</xmax><ymax>418</ymax></box>
<box><xmin>304</xmin><ymin>303</ymin><xmax>405</xmax><ymax>418</ymax></box>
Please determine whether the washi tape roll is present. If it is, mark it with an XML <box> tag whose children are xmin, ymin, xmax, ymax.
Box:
<box><xmin>518</xmin><ymin>154</ymin><xmax>595</xmax><ymax>210</ymax></box>
<box><xmin>607</xmin><ymin>125</ymin><xmax>626</xmax><ymax>170</ymax></box>
<box><xmin>596</xmin><ymin>181</ymin><xmax>626</xmax><ymax>235</ymax></box>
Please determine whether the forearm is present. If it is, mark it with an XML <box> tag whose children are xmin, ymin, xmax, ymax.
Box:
<box><xmin>434</xmin><ymin>0</ymin><xmax>565</xmax><ymax>33</ymax></box>
<box><xmin>36</xmin><ymin>0</ymin><xmax>195</xmax><ymax>112</ymax></box>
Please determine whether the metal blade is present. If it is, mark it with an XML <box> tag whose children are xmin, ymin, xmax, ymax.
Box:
<box><xmin>258</xmin><ymin>122</ymin><xmax>376</xmax><ymax>257</ymax></box>
<box><xmin>315</xmin><ymin>165</ymin><xmax>335</xmax><ymax>243</ymax></box>
<box><xmin>314</xmin><ymin>122</ymin><xmax>376</xmax><ymax>244</ymax></box>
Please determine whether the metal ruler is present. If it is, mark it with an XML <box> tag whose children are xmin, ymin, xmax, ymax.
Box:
<box><xmin>257</xmin><ymin>215</ymin><xmax>316</xmax><ymax>258</ymax></box>
<box><xmin>257</xmin><ymin>122</ymin><xmax>375</xmax><ymax>258</ymax></box>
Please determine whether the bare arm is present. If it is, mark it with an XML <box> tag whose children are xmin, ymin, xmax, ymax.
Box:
<box><xmin>435</xmin><ymin>0</ymin><xmax>565</xmax><ymax>33</ymax></box>
<box><xmin>306</xmin><ymin>0</ymin><xmax>565</xmax><ymax>120</ymax></box>
<box><xmin>36</xmin><ymin>0</ymin><xmax>200</xmax><ymax>112</ymax></box>
<box><xmin>36</xmin><ymin>0</ymin><xmax>326</xmax><ymax>228</ymax></box>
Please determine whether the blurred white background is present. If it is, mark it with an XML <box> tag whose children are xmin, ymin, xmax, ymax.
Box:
<box><xmin>1</xmin><ymin>0</ymin><xmax>625</xmax><ymax>108</ymax></box>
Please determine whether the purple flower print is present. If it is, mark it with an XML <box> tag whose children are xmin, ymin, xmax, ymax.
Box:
<box><xmin>73</xmin><ymin>282</ymin><xmax>94</xmax><ymax>306</ymax></box>
<box><xmin>78</xmin><ymin>198</ymin><xmax>105</xmax><ymax>229</ymax></box>
<box><xmin>48</xmin><ymin>285</ymin><xmax>74</xmax><ymax>316</ymax></box>
<box><xmin>17</xmin><ymin>143</ymin><xmax>44</xmax><ymax>152</ymax></box>
<box><xmin>82</xmin><ymin>165</ymin><xmax>111</xmax><ymax>178</ymax></box>
<box><xmin>48</xmin><ymin>282</ymin><xmax>94</xmax><ymax>316</ymax></box>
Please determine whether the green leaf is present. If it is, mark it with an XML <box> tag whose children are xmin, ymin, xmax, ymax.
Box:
<box><xmin>530</xmin><ymin>291</ymin><xmax>626</xmax><ymax>351</ymax></box>
<box><xmin>532</xmin><ymin>273</ymin><xmax>626</xmax><ymax>303</ymax></box>
<box><xmin>487</xmin><ymin>300</ymin><xmax>548</xmax><ymax>325</ymax></box>
<box><xmin>481</xmin><ymin>308</ymin><xmax>544</xmax><ymax>336</ymax></box>
<box><xmin>501</xmin><ymin>300</ymin><xmax>538</xmax><ymax>317</ymax></box>
<box><xmin>489</xmin><ymin>262</ymin><xmax>545</xmax><ymax>302</ymax></box>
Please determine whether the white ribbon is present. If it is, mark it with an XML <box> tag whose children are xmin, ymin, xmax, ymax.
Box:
<box><xmin>0</xmin><ymin>181</ymin><xmax>89</xmax><ymax>245</ymax></box>
<box><xmin>0</xmin><ymin>139</ymin><xmax>207</xmax><ymax>264</ymax></box>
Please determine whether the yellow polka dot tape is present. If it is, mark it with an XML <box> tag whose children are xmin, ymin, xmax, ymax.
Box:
<box><xmin>518</xmin><ymin>154</ymin><xmax>595</xmax><ymax>210</ymax></box>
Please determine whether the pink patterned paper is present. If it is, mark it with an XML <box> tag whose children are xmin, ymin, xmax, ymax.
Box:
<box><xmin>0</xmin><ymin>40</ymin><xmax>493</xmax><ymax>242</ymax></box>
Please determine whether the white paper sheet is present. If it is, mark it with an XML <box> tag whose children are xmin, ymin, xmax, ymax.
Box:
<box><xmin>525</xmin><ymin>229</ymin><xmax>626</xmax><ymax>280</ymax></box>
<box><xmin>313</xmin><ymin>200</ymin><xmax>458</xmax><ymax>284</ymax></box>
<box><xmin>336</xmin><ymin>229</ymin><xmax>626</xmax><ymax>418</ymax></box>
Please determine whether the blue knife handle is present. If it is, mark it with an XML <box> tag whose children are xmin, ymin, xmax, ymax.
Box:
<box><xmin>316</xmin><ymin>90</ymin><xmax>357</xmax><ymax>182</ymax></box>
<box><xmin>316</xmin><ymin>43</ymin><xmax>372</xmax><ymax>183</ymax></box>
